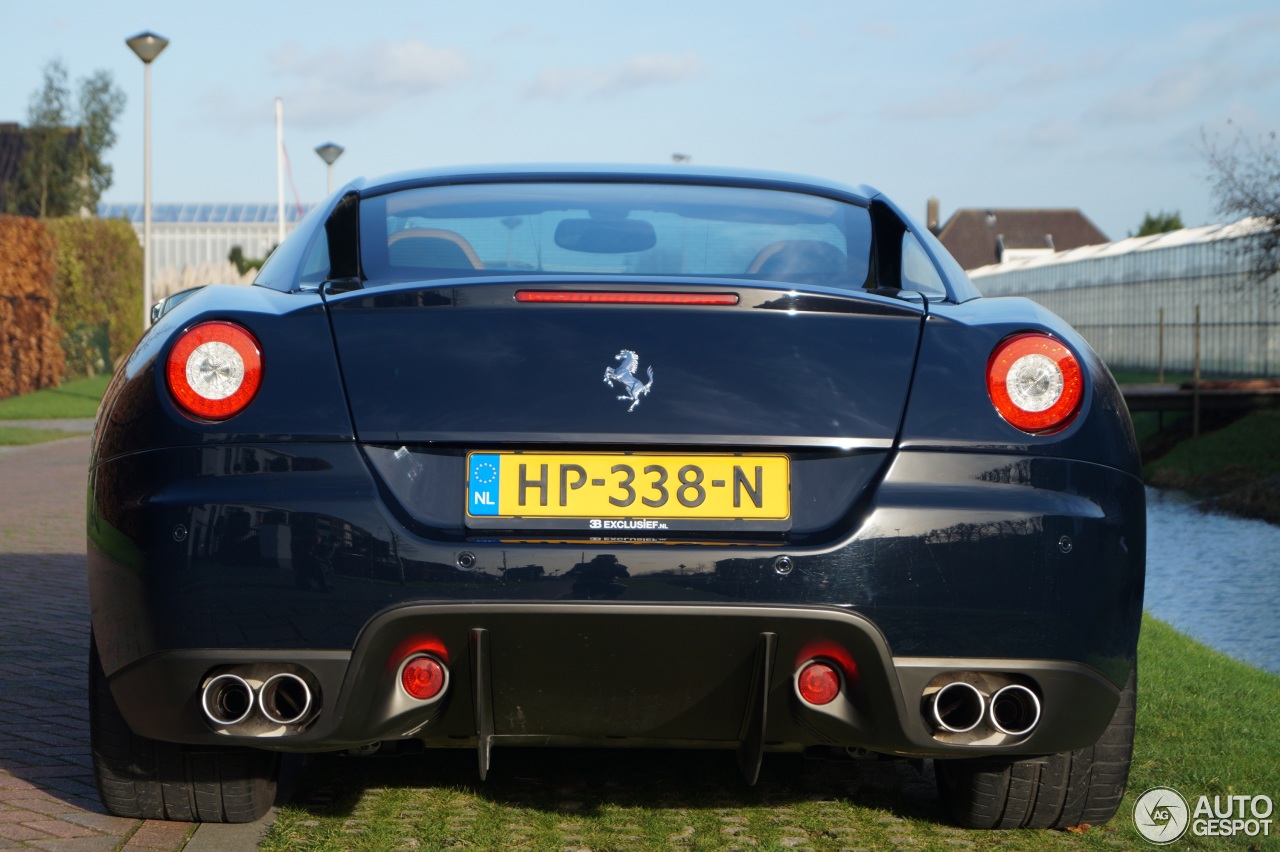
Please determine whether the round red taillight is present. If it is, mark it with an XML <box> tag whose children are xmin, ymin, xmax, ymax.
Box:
<box><xmin>400</xmin><ymin>655</ymin><xmax>446</xmax><ymax>701</ymax></box>
<box><xmin>986</xmin><ymin>333</ymin><xmax>1083</xmax><ymax>434</ymax></box>
<box><xmin>797</xmin><ymin>661</ymin><xmax>841</xmax><ymax>705</ymax></box>
<box><xmin>166</xmin><ymin>321</ymin><xmax>263</xmax><ymax>421</ymax></box>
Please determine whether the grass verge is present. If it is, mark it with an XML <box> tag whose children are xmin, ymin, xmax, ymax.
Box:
<box><xmin>1142</xmin><ymin>409</ymin><xmax>1280</xmax><ymax>523</ymax></box>
<box><xmin>0</xmin><ymin>426</ymin><xmax>90</xmax><ymax>445</ymax></box>
<box><xmin>1112</xmin><ymin>369</ymin><xmax>1280</xmax><ymax>524</ymax></box>
<box><xmin>0</xmin><ymin>374</ymin><xmax>110</xmax><ymax>420</ymax></box>
<box><xmin>260</xmin><ymin>614</ymin><xmax>1279</xmax><ymax>851</ymax></box>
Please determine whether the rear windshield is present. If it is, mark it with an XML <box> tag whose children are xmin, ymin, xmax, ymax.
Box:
<box><xmin>359</xmin><ymin>182</ymin><xmax>872</xmax><ymax>289</ymax></box>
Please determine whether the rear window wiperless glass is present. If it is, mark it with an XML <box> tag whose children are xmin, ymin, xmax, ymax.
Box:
<box><xmin>358</xmin><ymin>182</ymin><xmax>873</xmax><ymax>290</ymax></box>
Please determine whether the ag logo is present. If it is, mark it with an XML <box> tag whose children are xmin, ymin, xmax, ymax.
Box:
<box><xmin>1134</xmin><ymin>787</ymin><xmax>1190</xmax><ymax>844</ymax></box>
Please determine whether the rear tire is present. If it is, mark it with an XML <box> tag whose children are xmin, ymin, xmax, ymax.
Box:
<box><xmin>934</xmin><ymin>669</ymin><xmax>1135</xmax><ymax>830</ymax></box>
<box><xmin>89</xmin><ymin>636</ymin><xmax>278</xmax><ymax>823</ymax></box>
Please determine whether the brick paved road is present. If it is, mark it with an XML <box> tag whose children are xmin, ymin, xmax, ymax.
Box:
<box><xmin>0</xmin><ymin>436</ymin><xmax>194</xmax><ymax>850</ymax></box>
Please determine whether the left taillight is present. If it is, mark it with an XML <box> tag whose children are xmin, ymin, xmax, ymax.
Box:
<box><xmin>166</xmin><ymin>321</ymin><xmax>263</xmax><ymax>421</ymax></box>
<box><xmin>986</xmin><ymin>333</ymin><xmax>1082</xmax><ymax>434</ymax></box>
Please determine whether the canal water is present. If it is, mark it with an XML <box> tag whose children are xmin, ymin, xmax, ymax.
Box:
<box><xmin>1145</xmin><ymin>487</ymin><xmax>1280</xmax><ymax>675</ymax></box>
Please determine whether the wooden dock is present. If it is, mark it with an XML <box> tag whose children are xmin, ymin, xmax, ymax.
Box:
<box><xmin>1119</xmin><ymin>380</ymin><xmax>1280</xmax><ymax>413</ymax></box>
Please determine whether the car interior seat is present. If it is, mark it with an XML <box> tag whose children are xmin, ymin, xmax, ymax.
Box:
<box><xmin>388</xmin><ymin>229</ymin><xmax>485</xmax><ymax>270</ymax></box>
<box><xmin>746</xmin><ymin>240</ymin><xmax>847</xmax><ymax>280</ymax></box>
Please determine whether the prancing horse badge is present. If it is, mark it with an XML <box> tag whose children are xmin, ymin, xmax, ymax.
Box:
<box><xmin>603</xmin><ymin>349</ymin><xmax>655</xmax><ymax>412</ymax></box>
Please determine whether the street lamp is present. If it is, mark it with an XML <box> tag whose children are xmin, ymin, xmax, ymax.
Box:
<box><xmin>315</xmin><ymin>142</ymin><xmax>344</xmax><ymax>194</ymax></box>
<box><xmin>126</xmin><ymin>31</ymin><xmax>169</xmax><ymax>329</ymax></box>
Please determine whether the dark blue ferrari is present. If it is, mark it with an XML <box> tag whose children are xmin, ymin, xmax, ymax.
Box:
<box><xmin>87</xmin><ymin>165</ymin><xmax>1143</xmax><ymax>829</ymax></box>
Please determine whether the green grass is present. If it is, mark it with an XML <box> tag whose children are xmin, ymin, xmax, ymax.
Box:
<box><xmin>260</xmin><ymin>615</ymin><xmax>1280</xmax><ymax>851</ymax></box>
<box><xmin>1129</xmin><ymin>616</ymin><xmax>1280</xmax><ymax>818</ymax></box>
<box><xmin>0</xmin><ymin>426</ymin><xmax>90</xmax><ymax>445</ymax></box>
<box><xmin>0</xmin><ymin>374</ymin><xmax>110</xmax><ymax>420</ymax></box>
<box><xmin>1146</xmin><ymin>408</ymin><xmax>1280</xmax><ymax>481</ymax></box>
<box><xmin>1110</xmin><ymin>370</ymin><xmax>1280</xmax><ymax>516</ymax></box>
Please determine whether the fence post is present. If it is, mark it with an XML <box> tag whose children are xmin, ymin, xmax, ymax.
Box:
<box><xmin>1193</xmin><ymin>304</ymin><xmax>1201</xmax><ymax>439</ymax></box>
<box><xmin>1157</xmin><ymin>307</ymin><xmax>1164</xmax><ymax>383</ymax></box>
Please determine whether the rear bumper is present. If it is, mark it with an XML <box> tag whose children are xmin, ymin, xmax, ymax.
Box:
<box><xmin>88</xmin><ymin>443</ymin><xmax>1144</xmax><ymax>681</ymax></box>
<box><xmin>89</xmin><ymin>441</ymin><xmax>1142</xmax><ymax>760</ymax></box>
<box><xmin>105</xmin><ymin>602</ymin><xmax>1121</xmax><ymax>760</ymax></box>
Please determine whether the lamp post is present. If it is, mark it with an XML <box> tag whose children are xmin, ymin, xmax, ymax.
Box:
<box><xmin>315</xmin><ymin>142</ymin><xmax>344</xmax><ymax>194</ymax></box>
<box><xmin>126</xmin><ymin>31</ymin><xmax>168</xmax><ymax>329</ymax></box>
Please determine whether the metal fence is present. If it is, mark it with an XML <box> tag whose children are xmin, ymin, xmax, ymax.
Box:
<box><xmin>970</xmin><ymin>229</ymin><xmax>1280</xmax><ymax>377</ymax></box>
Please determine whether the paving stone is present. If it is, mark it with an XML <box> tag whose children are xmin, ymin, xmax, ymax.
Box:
<box><xmin>0</xmin><ymin>823</ymin><xmax>51</xmax><ymax>841</ymax></box>
<box><xmin>56</xmin><ymin>812</ymin><xmax>135</xmax><ymax>833</ymax></box>
<box><xmin>1</xmin><ymin>798</ymin><xmax>70</xmax><ymax>819</ymax></box>
<box><xmin>13</xmin><ymin>821</ymin><xmax>95</xmax><ymax>840</ymax></box>
<box><xmin>26</xmin><ymin>838</ymin><xmax>122</xmax><ymax>851</ymax></box>
<box><xmin>120</xmin><ymin>820</ymin><xmax>192</xmax><ymax>849</ymax></box>
<box><xmin>0</xmin><ymin>438</ymin><xmax>188</xmax><ymax>851</ymax></box>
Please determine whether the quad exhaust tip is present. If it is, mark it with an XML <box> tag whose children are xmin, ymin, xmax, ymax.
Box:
<box><xmin>259</xmin><ymin>672</ymin><xmax>313</xmax><ymax>725</ymax></box>
<box><xmin>201</xmin><ymin>674</ymin><xmax>254</xmax><ymax>726</ymax></box>
<box><xmin>988</xmin><ymin>683</ymin><xmax>1041</xmax><ymax>736</ymax></box>
<box><xmin>200</xmin><ymin>669</ymin><xmax>317</xmax><ymax>729</ymax></box>
<box><xmin>928</xmin><ymin>681</ymin><xmax>985</xmax><ymax>733</ymax></box>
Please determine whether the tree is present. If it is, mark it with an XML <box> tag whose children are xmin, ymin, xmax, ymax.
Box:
<box><xmin>1204</xmin><ymin>124</ymin><xmax>1280</xmax><ymax>284</ymax></box>
<box><xmin>228</xmin><ymin>245</ymin><xmax>272</xmax><ymax>276</ymax></box>
<box><xmin>6</xmin><ymin>59</ymin><xmax>126</xmax><ymax>218</ymax></box>
<box><xmin>1131</xmin><ymin>210</ymin><xmax>1183</xmax><ymax>237</ymax></box>
<box><xmin>12</xmin><ymin>60</ymin><xmax>75</xmax><ymax>217</ymax></box>
<box><xmin>76</xmin><ymin>69</ymin><xmax>127</xmax><ymax>212</ymax></box>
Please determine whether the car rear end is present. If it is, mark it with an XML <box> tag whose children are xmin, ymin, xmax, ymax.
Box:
<box><xmin>87</xmin><ymin>167</ymin><xmax>1143</xmax><ymax>823</ymax></box>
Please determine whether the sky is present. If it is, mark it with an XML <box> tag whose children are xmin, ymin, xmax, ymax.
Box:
<box><xmin>2</xmin><ymin>0</ymin><xmax>1277</xmax><ymax>240</ymax></box>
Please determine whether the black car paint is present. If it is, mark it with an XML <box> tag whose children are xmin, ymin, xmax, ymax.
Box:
<box><xmin>88</xmin><ymin>165</ymin><xmax>1143</xmax><ymax>765</ymax></box>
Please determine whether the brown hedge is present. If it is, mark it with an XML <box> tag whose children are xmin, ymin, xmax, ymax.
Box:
<box><xmin>46</xmin><ymin>217</ymin><xmax>143</xmax><ymax>376</ymax></box>
<box><xmin>0</xmin><ymin>215</ymin><xmax>64</xmax><ymax>399</ymax></box>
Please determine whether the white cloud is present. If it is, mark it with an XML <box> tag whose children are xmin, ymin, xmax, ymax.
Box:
<box><xmin>958</xmin><ymin>36</ymin><xmax>1026</xmax><ymax>73</ymax></box>
<box><xmin>807</xmin><ymin>108</ymin><xmax>851</xmax><ymax>126</ymax></box>
<box><xmin>880</xmin><ymin>89</ymin><xmax>996</xmax><ymax>122</ymax></box>
<box><xmin>202</xmin><ymin>39</ymin><xmax>472</xmax><ymax>130</ymax></box>
<box><xmin>1084</xmin><ymin>58</ymin><xmax>1277</xmax><ymax>126</ymax></box>
<box><xmin>993</xmin><ymin>118</ymin><xmax>1081</xmax><ymax>150</ymax></box>
<box><xmin>493</xmin><ymin>26</ymin><xmax>539</xmax><ymax>44</ymax></box>
<box><xmin>526</xmin><ymin>52</ymin><xmax>703</xmax><ymax>99</ymax></box>
<box><xmin>863</xmin><ymin>21</ymin><xmax>900</xmax><ymax>40</ymax></box>
<box><xmin>1086</xmin><ymin>13</ymin><xmax>1280</xmax><ymax>127</ymax></box>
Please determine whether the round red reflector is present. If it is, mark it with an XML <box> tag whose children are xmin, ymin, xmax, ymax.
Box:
<box><xmin>400</xmin><ymin>655</ymin><xmax>446</xmax><ymax>701</ymax></box>
<box><xmin>166</xmin><ymin>321</ymin><xmax>263</xmax><ymax>421</ymax></box>
<box><xmin>797</xmin><ymin>661</ymin><xmax>841</xmax><ymax>705</ymax></box>
<box><xmin>986</xmin><ymin>333</ymin><xmax>1083</xmax><ymax>434</ymax></box>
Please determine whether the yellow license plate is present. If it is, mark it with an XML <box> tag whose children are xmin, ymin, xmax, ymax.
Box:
<box><xmin>466</xmin><ymin>452</ymin><xmax>789</xmax><ymax>522</ymax></box>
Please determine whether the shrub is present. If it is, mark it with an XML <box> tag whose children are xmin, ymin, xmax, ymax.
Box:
<box><xmin>0</xmin><ymin>215</ymin><xmax>64</xmax><ymax>399</ymax></box>
<box><xmin>46</xmin><ymin>217</ymin><xmax>142</xmax><ymax>375</ymax></box>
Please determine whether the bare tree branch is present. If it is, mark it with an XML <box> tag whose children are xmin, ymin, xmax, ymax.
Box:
<box><xmin>1203</xmin><ymin>123</ymin><xmax>1280</xmax><ymax>285</ymax></box>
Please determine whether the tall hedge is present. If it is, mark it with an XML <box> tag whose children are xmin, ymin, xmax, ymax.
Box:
<box><xmin>46</xmin><ymin>217</ymin><xmax>142</xmax><ymax>376</ymax></box>
<box><xmin>0</xmin><ymin>215</ymin><xmax>64</xmax><ymax>399</ymax></box>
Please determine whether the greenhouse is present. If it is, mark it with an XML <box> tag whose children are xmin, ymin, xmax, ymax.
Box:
<box><xmin>970</xmin><ymin>219</ymin><xmax>1280</xmax><ymax>376</ymax></box>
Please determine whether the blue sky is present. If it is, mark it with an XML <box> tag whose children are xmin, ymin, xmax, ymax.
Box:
<box><xmin>2</xmin><ymin>0</ymin><xmax>1277</xmax><ymax>240</ymax></box>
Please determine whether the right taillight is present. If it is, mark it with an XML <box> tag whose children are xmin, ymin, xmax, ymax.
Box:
<box><xmin>986</xmin><ymin>333</ymin><xmax>1083</xmax><ymax>434</ymax></box>
<box><xmin>166</xmin><ymin>321</ymin><xmax>263</xmax><ymax>421</ymax></box>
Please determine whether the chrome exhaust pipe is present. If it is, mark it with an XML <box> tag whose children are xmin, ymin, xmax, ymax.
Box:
<box><xmin>258</xmin><ymin>672</ymin><xmax>313</xmax><ymax>725</ymax></box>
<box><xmin>988</xmin><ymin>684</ymin><xmax>1041</xmax><ymax>736</ymax></box>
<box><xmin>928</xmin><ymin>681</ymin><xmax>985</xmax><ymax>733</ymax></box>
<box><xmin>202</xmin><ymin>674</ymin><xmax>254</xmax><ymax>725</ymax></box>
